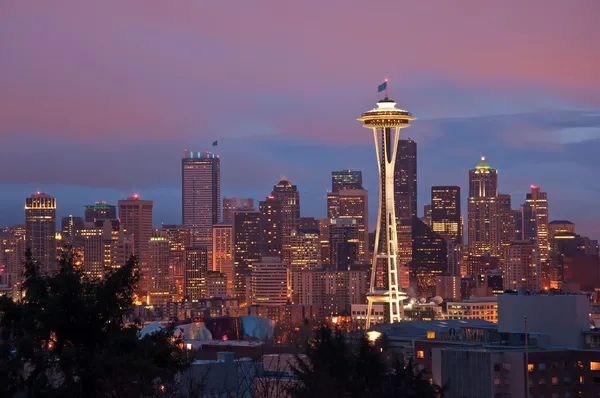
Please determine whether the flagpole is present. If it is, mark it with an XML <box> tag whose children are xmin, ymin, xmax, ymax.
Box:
<box><xmin>385</xmin><ymin>78</ymin><xmax>389</xmax><ymax>99</ymax></box>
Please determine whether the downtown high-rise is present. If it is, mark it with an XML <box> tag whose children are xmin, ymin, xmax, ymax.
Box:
<box><xmin>182</xmin><ymin>150</ymin><xmax>220</xmax><ymax>245</ymax></box>
<box><xmin>394</xmin><ymin>138</ymin><xmax>417</xmax><ymax>219</ymax></box>
<box><xmin>331</xmin><ymin>170</ymin><xmax>363</xmax><ymax>192</ymax></box>
<box><xmin>431</xmin><ymin>186</ymin><xmax>462</xmax><ymax>244</ymax></box>
<box><xmin>271</xmin><ymin>179</ymin><xmax>300</xmax><ymax>265</ymax></box>
<box><xmin>467</xmin><ymin>157</ymin><xmax>498</xmax><ymax>257</ymax></box>
<box><xmin>118</xmin><ymin>194</ymin><xmax>153</xmax><ymax>297</ymax></box>
<box><xmin>25</xmin><ymin>192</ymin><xmax>57</xmax><ymax>274</ymax></box>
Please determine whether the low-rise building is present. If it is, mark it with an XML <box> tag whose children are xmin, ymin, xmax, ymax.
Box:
<box><xmin>446</xmin><ymin>296</ymin><xmax>498</xmax><ymax>323</ymax></box>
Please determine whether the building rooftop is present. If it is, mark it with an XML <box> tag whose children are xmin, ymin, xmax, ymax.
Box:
<box><xmin>373</xmin><ymin>319</ymin><xmax>497</xmax><ymax>336</ymax></box>
<box><xmin>474</xmin><ymin>156</ymin><xmax>492</xmax><ymax>170</ymax></box>
<box><xmin>549</xmin><ymin>220</ymin><xmax>575</xmax><ymax>225</ymax></box>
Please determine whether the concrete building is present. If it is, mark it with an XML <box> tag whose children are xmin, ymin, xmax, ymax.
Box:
<box><xmin>326</xmin><ymin>189</ymin><xmax>369</xmax><ymax>263</ymax></box>
<box><xmin>148</xmin><ymin>232</ymin><xmax>171</xmax><ymax>305</ymax></box>
<box><xmin>232</xmin><ymin>210</ymin><xmax>261</xmax><ymax>301</ymax></box>
<box><xmin>205</xmin><ymin>271</ymin><xmax>227</xmax><ymax>298</ymax></box>
<box><xmin>271</xmin><ymin>179</ymin><xmax>300</xmax><ymax>266</ymax></box>
<box><xmin>250</xmin><ymin>257</ymin><xmax>288</xmax><ymax>307</ymax></box>
<box><xmin>259</xmin><ymin>196</ymin><xmax>282</xmax><ymax>258</ymax></box>
<box><xmin>504</xmin><ymin>240</ymin><xmax>541</xmax><ymax>292</ymax></box>
<box><xmin>162</xmin><ymin>224</ymin><xmax>191</xmax><ymax>302</ymax></box>
<box><xmin>184</xmin><ymin>247</ymin><xmax>208</xmax><ymax>302</ymax></box>
<box><xmin>289</xmin><ymin>229</ymin><xmax>321</xmax><ymax>272</ymax></box>
<box><xmin>212</xmin><ymin>223</ymin><xmax>233</xmax><ymax>295</ymax></box>
<box><xmin>328</xmin><ymin>218</ymin><xmax>360</xmax><ymax>271</ymax></box>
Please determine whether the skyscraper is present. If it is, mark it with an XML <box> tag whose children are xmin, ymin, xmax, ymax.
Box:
<box><xmin>25</xmin><ymin>192</ymin><xmax>57</xmax><ymax>273</ymax></box>
<box><xmin>184</xmin><ymin>247</ymin><xmax>208</xmax><ymax>302</ymax></box>
<box><xmin>326</xmin><ymin>189</ymin><xmax>369</xmax><ymax>263</ymax></box>
<box><xmin>467</xmin><ymin>157</ymin><xmax>499</xmax><ymax>257</ymax></box>
<box><xmin>250</xmin><ymin>257</ymin><xmax>289</xmax><ymax>307</ymax></box>
<box><xmin>497</xmin><ymin>194</ymin><xmax>515</xmax><ymax>249</ymax></box>
<box><xmin>259</xmin><ymin>196</ymin><xmax>282</xmax><ymax>258</ymax></box>
<box><xmin>232</xmin><ymin>210</ymin><xmax>261</xmax><ymax>301</ymax></box>
<box><xmin>148</xmin><ymin>232</ymin><xmax>171</xmax><ymax>305</ymax></box>
<box><xmin>75</xmin><ymin>221</ymin><xmax>111</xmax><ymax>278</ymax></box>
<box><xmin>411</xmin><ymin>217</ymin><xmax>448</xmax><ymax>297</ymax></box>
<box><xmin>526</xmin><ymin>185</ymin><xmax>549</xmax><ymax>285</ymax></box>
<box><xmin>328</xmin><ymin>218</ymin><xmax>360</xmax><ymax>271</ymax></box>
<box><xmin>271</xmin><ymin>179</ymin><xmax>300</xmax><ymax>265</ymax></box>
<box><xmin>331</xmin><ymin>170</ymin><xmax>363</xmax><ymax>192</ymax></box>
<box><xmin>118</xmin><ymin>194</ymin><xmax>153</xmax><ymax>296</ymax></box>
<box><xmin>289</xmin><ymin>229</ymin><xmax>321</xmax><ymax>272</ymax></box>
<box><xmin>60</xmin><ymin>215</ymin><xmax>84</xmax><ymax>245</ymax></box>
<box><xmin>357</xmin><ymin>94</ymin><xmax>415</xmax><ymax>326</ymax></box>
<box><xmin>84</xmin><ymin>201</ymin><xmax>117</xmax><ymax>222</ymax></box>
<box><xmin>394</xmin><ymin>138</ymin><xmax>417</xmax><ymax>219</ymax></box>
<box><xmin>431</xmin><ymin>186</ymin><xmax>462</xmax><ymax>244</ymax></box>
<box><xmin>0</xmin><ymin>225</ymin><xmax>26</xmax><ymax>294</ymax></box>
<box><xmin>181</xmin><ymin>150</ymin><xmax>220</xmax><ymax>244</ymax></box>
<box><xmin>160</xmin><ymin>224</ymin><xmax>189</xmax><ymax>302</ymax></box>
<box><xmin>212</xmin><ymin>223</ymin><xmax>233</xmax><ymax>296</ymax></box>
<box><xmin>505</xmin><ymin>241</ymin><xmax>541</xmax><ymax>292</ymax></box>
<box><xmin>222</xmin><ymin>197</ymin><xmax>254</xmax><ymax>224</ymax></box>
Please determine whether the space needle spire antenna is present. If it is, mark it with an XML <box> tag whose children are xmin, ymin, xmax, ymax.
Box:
<box><xmin>357</xmin><ymin>80</ymin><xmax>415</xmax><ymax>328</ymax></box>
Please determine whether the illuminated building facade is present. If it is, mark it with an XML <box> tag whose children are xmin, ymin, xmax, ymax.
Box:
<box><xmin>118</xmin><ymin>195</ymin><xmax>153</xmax><ymax>295</ymax></box>
<box><xmin>182</xmin><ymin>150</ymin><xmax>220</xmax><ymax>245</ymax></box>
<box><xmin>259</xmin><ymin>196</ymin><xmax>282</xmax><ymax>258</ymax></box>
<box><xmin>271</xmin><ymin>179</ymin><xmax>300</xmax><ymax>266</ymax></box>
<box><xmin>75</xmin><ymin>221</ymin><xmax>109</xmax><ymax>278</ymax></box>
<box><xmin>0</xmin><ymin>225</ymin><xmax>26</xmax><ymax>295</ymax></box>
<box><xmin>25</xmin><ymin>192</ymin><xmax>57</xmax><ymax>274</ymax></box>
<box><xmin>319</xmin><ymin>218</ymin><xmax>330</xmax><ymax>265</ymax></box>
<box><xmin>526</xmin><ymin>185</ymin><xmax>549</xmax><ymax>285</ymax></box>
<box><xmin>232</xmin><ymin>210</ymin><xmax>261</xmax><ymax>301</ymax></box>
<box><xmin>467</xmin><ymin>157</ymin><xmax>498</xmax><ymax>257</ymax></box>
<box><xmin>61</xmin><ymin>216</ymin><xmax>84</xmax><ymax>245</ymax></box>
<box><xmin>431</xmin><ymin>186</ymin><xmax>462</xmax><ymax>244</ymax></box>
<box><xmin>161</xmin><ymin>224</ymin><xmax>190</xmax><ymax>301</ymax></box>
<box><xmin>149</xmin><ymin>233</ymin><xmax>171</xmax><ymax>305</ymax></box>
<box><xmin>222</xmin><ymin>197</ymin><xmax>253</xmax><ymax>224</ymax></box>
<box><xmin>212</xmin><ymin>223</ymin><xmax>233</xmax><ymax>295</ymax></box>
<box><xmin>84</xmin><ymin>201</ymin><xmax>117</xmax><ymax>222</ymax></box>
<box><xmin>206</xmin><ymin>271</ymin><xmax>227</xmax><ymax>297</ymax></box>
<box><xmin>289</xmin><ymin>228</ymin><xmax>321</xmax><ymax>272</ymax></box>
<box><xmin>184</xmin><ymin>247</ymin><xmax>208</xmax><ymax>302</ymax></box>
<box><xmin>331</xmin><ymin>170</ymin><xmax>363</xmax><ymax>192</ymax></box>
<box><xmin>357</xmin><ymin>94</ymin><xmax>415</xmax><ymax>326</ymax></box>
<box><xmin>504</xmin><ymin>240</ymin><xmax>541</xmax><ymax>292</ymax></box>
<box><xmin>250</xmin><ymin>257</ymin><xmax>288</xmax><ymax>307</ymax></box>
<box><xmin>327</xmin><ymin>189</ymin><xmax>369</xmax><ymax>263</ymax></box>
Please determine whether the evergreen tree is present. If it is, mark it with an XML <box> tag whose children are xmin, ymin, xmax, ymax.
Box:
<box><xmin>0</xmin><ymin>249</ymin><xmax>190</xmax><ymax>397</ymax></box>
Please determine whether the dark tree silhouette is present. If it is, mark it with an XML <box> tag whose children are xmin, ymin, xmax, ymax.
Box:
<box><xmin>0</xmin><ymin>249</ymin><xmax>190</xmax><ymax>397</ymax></box>
<box><xmin>289</xmin><ymin>326</ymin><xmax>442</xmax><ymax>398</ymax></box>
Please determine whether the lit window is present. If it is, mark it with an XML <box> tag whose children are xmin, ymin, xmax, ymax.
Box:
<box><xmin>551</xmin><ymin>376</ymin><xmax>558</xmax><ymax>386</ymax></box>
<box><xmin>528</xmin><ymin>364</ymin><xmax>534</xmax><ymax>372</ymax></box>
<box><xmin>426</xmin><ymin>331</ymin><xmax>435</xmax><ymax>339</ymax></box>
<box><xmin>417</xmin><ymin>350</ymin><xmax>424</xmax><ymax>359</ymax></box>
<box><xmin>591</xmin><ymin>362</ymin><xmax>600</xmax><ymax>371</ymax></box>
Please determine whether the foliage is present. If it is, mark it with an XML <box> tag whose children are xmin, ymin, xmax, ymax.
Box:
<box><xmin>289</xmin><ymin>326</ymin><xmax>442</xmax><ymax>398</ymax></box>
<box><xmin>0</xmin><ymin>249</ymin><xmax>191</xmax><ymax>397</ymax></box>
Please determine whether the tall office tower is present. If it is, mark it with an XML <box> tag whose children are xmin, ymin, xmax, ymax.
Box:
<box><xmin>431</xmin><ymin>186</ymin><xmax>462</xmax><ymax>244</ymax></box>
<box><xmin>0</xmin><ymin>225</ymin><xmax>26</xmax><ymax>293</ymax></box>
<box><xmin>84</xmin><ymin>201</ymin><xmax>117</xmax><ymax>222</ymax></box>
<box><xmin>271</xmin><ymin>179</ymin><xmax>300</xmax><ymax>265</ymax></box>
<box><xmin>319</xmin><ymin>218</ymin><xmax>330</xmax><ymax>265</ymax></box>
<box><xmin>161</xmin><ymin>224</ymin><xmax>190</xmax><ymax>301</ymax></box>
<box><xmin>299</xmin><ymin>217</ymin><xmax>319</xmax><ymax>230</ymax></box>
<box><xmin>148</xmin><ymin>232</ymin><xmax>171</xmax><ymax>305</ymax></box>
<box><xmin>222</xmin><ymin>197</ymin><xmax>254</xmax><ymax>224</ymax></box>
<box><xmin>422</xmin><ymin>204</ymin><xmax>432</xmax><ymax>226</ymax></box>
<box><xmin>118</xmin><ymin>195</ymin><xmax>153</xmax><ymax>296</ymax></box>
<box><xmin>526</xmin><ymin>185</ymin><xmax>549</xmax><ymax>287</ymax></box>
<box><xmin>504</xmin><ymin>241</ymin><xmax>541</xmax><ymax>292</ymax></box>
<box><xmin>518</xmin><ymin>203</ymin><xmax>537</xmax><ymax>243</ymax></box>
<box><xmin>331</xmin><ymin>170</ymin><xmax>363</xmax><ymax>192</ymax></box>
<box><xmin>358</xmin><ymin>94</ymin><xmax>415</xmax><ymax>327</ymax></box>
<box><xmin>497</xmin><ymin>194</ymin><xmax>515</xmax><ymax>248</ymax></box>
<box><xmin>182</xmin><ymin>150</ymin><xmax>220</xmax><ymax>244</ymax></box>
<box><xmin>411</xmin><ymin>217</ymin><xmax>448</xmax><ymax>298</ymax></box>
<box><xmin>549</xmin><ymin>220</ymin><xmax>575</xmax><ymax>245</ymax></box>
<box><xmin>467</xmin><ymin>157</ymin><xmax>499</xmax><ymax>257</ymax></box>
<box><xmin>102</xmin><ymin>220</ymin><xmax>134</xmax><ymax>271</ymax></box>
<box><xmin>60</xmin><ymin>215</ymin><xmax>84</xmax><ymax>245</ymax></box>
<box><xmin>184</xmin><ymin>247</ymin><xmax>208</xmax><ymax>302</ymax></box>
<box><xmin>289</xmin><ymin>229</ymin><xmax>321</xmax><ymax>271</ymax></box>
<box><xmin>250</xmin><ymin>257</ymin><xmax>289</xmax><ymax>307</ymax></box>
<box><xmin>25</xmin><ymin>192</ymin><xmax>57</xmax><ymax>274</ymax></box>
<box><xmin>328</xmin><ymin>218</ymin><xmax>360</xmax><ymax>271</ymax></box>
<box><xmin>327</xmin><ymin>189</ymin><xmax>369</xmax><ymax>263</ymax></box>
<box><xmin>232</xmin><ymin>210</ymin><xmax>261</xmax><ymax>301</ymax></box>
<box><xmin>394</xmin><ymin>138</ymin><xmax>417</xmax><ymax>219</ymax></box>
<box><xmin>75</xmin><ymin>221</ymin><xmax>111</xmax><ymax>278</ymax></box>
<box><xmin>212</xmin><ymin>223</ymin><xmax>233</xmax><ymax>295</ymax></box>
<box><xmin>259</xmin><ymin>196</ymin><xmax>282</xmax><ymax>258</ymax></box>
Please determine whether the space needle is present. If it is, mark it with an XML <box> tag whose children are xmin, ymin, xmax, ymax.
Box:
<box><xmin>357</xmin><ymin>81</ymin><xmax>415</xmax><ymax>328</ymax></box>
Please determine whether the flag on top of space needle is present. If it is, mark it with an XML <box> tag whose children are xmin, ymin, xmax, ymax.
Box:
<box><xmin>377</xmin><ymin>80</ymin><xmax>387</xmax><ymax>93</ymax></box>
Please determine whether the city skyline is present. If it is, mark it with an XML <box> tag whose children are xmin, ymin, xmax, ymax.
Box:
<box><xmin>1</xmin><ymin>2</ymin><xmax>599</xmax><ymax>238</ymax></box>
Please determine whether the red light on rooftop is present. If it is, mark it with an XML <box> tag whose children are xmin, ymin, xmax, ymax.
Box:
<box><xmin>530</xmin><ymin>185</ymin><xmax>539</xmax><ymax>189</ymax></box>
<box><xmin>222</xmin><ymin>335</ymin><xmax>228</xmax><ymax>341</ymax></box>
<box><xmin>133</xmin><ymin>193</ymin><xmax>139</xmax><ymax>199</ymax></box>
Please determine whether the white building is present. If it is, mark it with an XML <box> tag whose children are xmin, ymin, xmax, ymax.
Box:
<box><xmin>446</xmin><ymin>296</ymin><xmax>498</xmax><ymax>323</ymax></box>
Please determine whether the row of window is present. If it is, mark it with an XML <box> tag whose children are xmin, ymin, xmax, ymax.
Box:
<box><xmin>529</xmin><ymin>361</ymin><xmax>600</xmax><ymax>371</ymax></box>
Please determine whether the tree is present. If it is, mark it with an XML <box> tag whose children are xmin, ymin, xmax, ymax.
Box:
<box><xmin>289</xmin><ymin>326</ymin><xmax>443</xmax><ymax>398</ymax></box>
<box><xmin>0</xmin><ymin>249</ymin><xmax>191</xmax><ymax>397</ymax></box>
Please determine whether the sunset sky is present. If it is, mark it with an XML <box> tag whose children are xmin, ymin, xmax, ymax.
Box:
<box><xmin>1</xmin><ymin>1</ymin><xmax>599</xmax><ymax>236</ymax></box>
